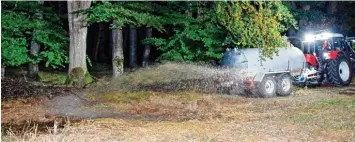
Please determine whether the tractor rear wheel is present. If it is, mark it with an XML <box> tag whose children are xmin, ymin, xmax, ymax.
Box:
<box><xmin>326</xmin><ymin>54</ymin><xmax>353</xmax><ymax>86</ymax></box>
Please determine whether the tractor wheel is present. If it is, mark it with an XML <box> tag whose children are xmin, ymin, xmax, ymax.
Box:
<box><xmin>326</xmin><ymin>54</ymin><xmax>353</xmax><ymax>86</ymax></box>
<box><xmin>256</xmin><ymin>76</ymin><xmax>277</xmax><ymax>98</ymax></box>
<box><xmin>276</xmin><ymin>74</ymin><xmax>293</xmax><ymax>96</ymax></box>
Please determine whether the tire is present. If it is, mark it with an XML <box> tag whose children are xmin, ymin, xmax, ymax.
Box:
<box><xmin>326</xmin><ymin>54</ymin><xmax>353</xmax><ymax>86</ymax></box>
<box><xmin>256</xmin><ymin>76</ymin><xmax>277</xmax><ymax>98</ymax></box>
<box><xmin>276</xmin><ymin>74</ymin><xmax>293</xmax><ymax>96</ymax></box>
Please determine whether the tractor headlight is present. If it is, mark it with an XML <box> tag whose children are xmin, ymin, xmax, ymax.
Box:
<box><xmin>323</xmin><ymin>52</ymin><xmax>330</xmax><ymax>59</ymax></box>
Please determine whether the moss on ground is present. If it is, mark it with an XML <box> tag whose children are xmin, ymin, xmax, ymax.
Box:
<box><xmin>84</xmin><ymin>72</ymin><xmax>93</xmax><ymax>84</ymax></box>
<box><xmin>66</xmin><ymin>67</ymin><xmax>94</xmax><ymax>87</ymax></box>
<box><xmin>38</xmin><ymin>72</ymin><xmax>67</xmax><ymax>85</ymax></box>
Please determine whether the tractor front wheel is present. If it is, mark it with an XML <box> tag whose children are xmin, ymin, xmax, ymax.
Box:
<box><xmin>327</xmin><ymin>54</ymin><xmax>353</xmax><ymax>86</ymax></box>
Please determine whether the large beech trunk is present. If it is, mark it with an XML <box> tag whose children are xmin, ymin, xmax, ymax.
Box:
<box><xmin>128</xmin><ymin>25</ymin><xmax>137</xmax><ymax>68</ymax></box>
<box><xmin>111</xmin><ymin>22</ymin><xmax>124</xmax><ymax>78</ymax></box>
<box><xmin>67</xmin><ymin>1</ymin><xmax>92</xmax><ymax>86</ymax></box>
<box><xmin>142</xmin><ymin>27</ymin><xmax>152</xmax><ymax>67</ymax></box>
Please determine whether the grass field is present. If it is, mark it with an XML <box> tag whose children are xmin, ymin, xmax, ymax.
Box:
<box><xmin>2</xmin><ymin>63</ymin><xmax>355</xmax><ymax>141</ymax></box>
<box><xmin>2</xmin><ymin>87</ymin><xmax>355</xmax><ymax>142</ymax></box>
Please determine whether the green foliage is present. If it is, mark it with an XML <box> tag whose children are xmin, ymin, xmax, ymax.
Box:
<box><xmin>1</xmin><ymin>12</ymin><xmax>32</xmax><ymax>66</ymax></box>
<box><xmin>216</xmin><ymin>1</ymin><xmax>297</xmax><ymax>59</ymax></box>
<box><xmin>145</xmin><ymin>1</ymin><xmax>296</xmax><ymax>61</ymax></box>
<box><xmin>87</xmin><ymin>2</ymin><xmax>166</xmax><ymax>31</ymax></box>
<box><xmin>87</xmin><ymin>1</ymin><xmax>296</xmax><ymax>62</ymax></box>
<box><xmin>141</xmin><ymin>2</ymin><xmax>226</xmax><ymax>61</ymax></box>
<box><xmin>1</xmin><ymin>1</ymin><xmax>68</xmax><ymax>68</ymax></box>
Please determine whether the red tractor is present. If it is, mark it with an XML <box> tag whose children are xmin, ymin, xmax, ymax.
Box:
<box><xmin>290</xmin><ymin>32</ymin><xmax>355</xmax><ymax>86</ymax></box>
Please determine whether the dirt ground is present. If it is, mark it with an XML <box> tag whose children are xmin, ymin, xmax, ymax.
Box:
<box><xmin>2</xmin><ymin>84</ymin><xmax>355</xmax><ymax>142</ymax></box>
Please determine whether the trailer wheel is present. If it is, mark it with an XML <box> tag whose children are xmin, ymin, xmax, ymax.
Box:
<box><xmin>256</xmin><ymin>76</ymin><xmax>276</xmax><ymax>98</ymax></box>
<box><xmin>276</xmin><ymin>74</ymin><xmax>293</xmax><ymax>96</ymax></box>
<box><xmin>327</xmin><ymin>54</ymin><xmax>353</xmax><ymax>86</ymax></box>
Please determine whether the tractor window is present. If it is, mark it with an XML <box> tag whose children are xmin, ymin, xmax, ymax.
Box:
<box><xmin>304</xmin><ymin>42</ymin><xmax>317</xmax><ymax>54</ymax></box>
<box><xmin>333</xmin><ymin>39</ymin><xmax>342</xmax><ymax>50</ymax></box>
<box><xmin>314</xmin><ymin>40</ymin><xmax>325</xmax><ymax>52</ymax></box>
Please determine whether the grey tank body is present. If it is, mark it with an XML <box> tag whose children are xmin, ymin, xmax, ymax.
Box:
<box><xmin>221</xmin><ymin>47</ymin><xmax>306</xmax><ymax>77</ymax></box>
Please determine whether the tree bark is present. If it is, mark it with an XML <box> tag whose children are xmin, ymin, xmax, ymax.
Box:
<box><xmin>2</xmin><ymin>66</ymin><xmax>5</xmax><ymax>79</ymax></box>
<box><xmin>111</xmin><ymin>21</ymin><xmax>124</xmax><ymax>78</ymax></box>
<box><xmin>98</xmin><ymin>23</ymin><xmax>108</xmax><ymax>62</ymax></box>
<box><xmin>67</xmin><ymin>1</ymin><xmax>92</xmax><ymax>86</ymax></box>
<box><xmin>28</xmin><ymin>37</ymin><xmax>41</xmax><ymax>79</ymax></box>
<box><xmin>186</xmin><ymin>2</ymin><xmax>193</xmax><ymax>17</ymax></box>
<box><xmin>128</xmin><ymin>25</ymin><xmax>137</xmax><ymax>68</ymax></box>
<box><xmin>92</xmin><ymin>23</ymin><xmax>105</xmax><ymax>61</ymax></box>
<box><xmin>28</xmin><ymin>0</ymin><xmax>43</xmax><ymax>80</ymax></box>
<box><xmin>123</xmin><ymin>27</ymin><xmax>129</xmax><ymax>56</ymax></box>
<box><xmin>142</xmin><ymin>27</ymin><xmax>152</xmax><ymax>67</ymax></box>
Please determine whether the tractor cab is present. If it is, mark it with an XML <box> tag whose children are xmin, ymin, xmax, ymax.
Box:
<box><xmin>301</xmin><ymin>32</ymin><xmax>355</xmax><ymax>68</ymax></box>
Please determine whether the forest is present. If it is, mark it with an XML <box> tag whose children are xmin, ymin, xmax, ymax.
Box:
<box><xmin>2</xmin><ymin>1</ymin><xmax>354</xmax><ymax>84</ymax></box>
<box><xmin>2</xmin><ymin>1</ymin><xmax>355</xmax><ymax>141</ymax></box>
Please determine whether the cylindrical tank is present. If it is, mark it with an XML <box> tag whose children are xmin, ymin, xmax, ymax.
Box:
<box><xmin>221</xmin><ymin>47</ymin><xmax>306</xmax><ymax>76</ymax></box>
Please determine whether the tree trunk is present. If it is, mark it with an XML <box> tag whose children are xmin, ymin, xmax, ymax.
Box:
<box><xmin>111</xmin><ymin>22</ymin><xmax>124</xmax><ymax>78</ymax></box>
<box><xmin>186</xmin><ymin>2</ymin><xmax>193</xmax><ymax>17</ymax></box>
<box><xmin>128</xmin><ymin>25</ymin><xmax>137</xmax><ymax>68</ymax></box>
<box><xmin>142</xmin><ymin>27</ymin><xmax>152</xmax><ymax>67</ymax></box>
<box><xmin>28</xmin><ymin>38</ymin><xmax>41</xmax><ymax>79</ymax></box>
<box><xmin>67</xmin><ymin>1</ymin><xmax>92</xmax><ymax>86</ymax></box>
<box><xmin>28</xmin><ymin>0</ymin><xmax>43</xmax><ymax>80</ymax></box>
<box><xmin>98</xmin><ymin>24</ymin><xmax>108</xmax><ymax>62</ymax></box>
<box><xmin>92</xmin><ymin>23</ymin><xmax>104</xmax><ymax>61</ymax></box>
<box><xmin>2</xmin><ymin>66</ymin><xmax>5</xmax><ymax>79</ymax></box>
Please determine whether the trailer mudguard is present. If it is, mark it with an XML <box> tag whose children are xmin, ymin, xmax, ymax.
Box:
<box><xmin>253</xmin><ymin>72</ymin><xmax>265</xmax><ymax>82</ymax></box>
<box><xmin>253</xmin><ymin>71</ymin><xmax>291</xmax><ymax>82</ymax></box>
